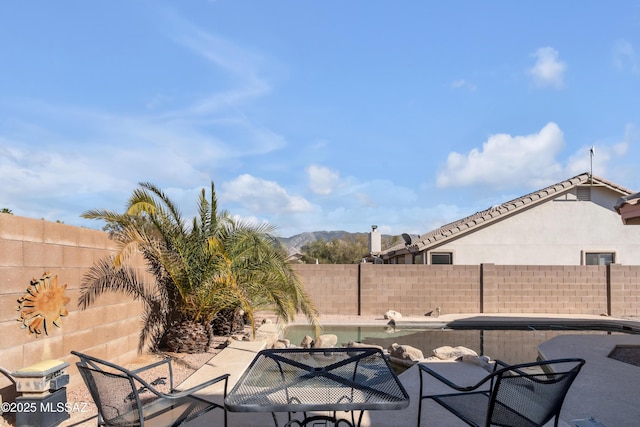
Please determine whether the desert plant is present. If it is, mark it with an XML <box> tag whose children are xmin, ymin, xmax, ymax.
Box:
<box><xmin>79</xmin><ymin>182</ymin><xmax>319</xmax><ymax>353</ymax></box>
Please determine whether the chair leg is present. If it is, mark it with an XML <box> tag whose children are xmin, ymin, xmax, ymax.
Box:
<box><xmin>417</xmin><ymin>369</ymin><xmax>424</xmax><ymax>427</ymax></box>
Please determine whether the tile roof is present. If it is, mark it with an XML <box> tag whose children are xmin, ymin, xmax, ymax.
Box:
<box><xmin>615</xmin><ymin>192</ymin><xmax>640</xmax><ymax>213</ymax></box>
<box><xmin>383</xmin><ymin>173</ymin><xmax>634</xmax><ymax>256</ymax></box>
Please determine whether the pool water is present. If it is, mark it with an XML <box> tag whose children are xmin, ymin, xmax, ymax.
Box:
<box><xmin>284</xmin><ymin>324</ymin><xmax>627</xmax><ymax>364</ymax></box>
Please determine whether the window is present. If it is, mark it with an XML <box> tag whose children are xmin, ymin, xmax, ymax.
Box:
<box><xmin>413</xmin><ymin>253</ymin><xmax>424</xmax><ymax>264</ymax></box>
<box><xmin>585</xmin><ymin>252</ymin><xmax>614</xmax><ymax>265</ymax></box>
<box><xmin>431</xmin><ymin>252</ymin><xmax>452</xmax><ymax>265</ymax></box>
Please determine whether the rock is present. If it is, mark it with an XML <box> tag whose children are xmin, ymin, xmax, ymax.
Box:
<box><xmin>425</xmin><ymin>308</ymin><xmax>442</xmax><ymax>317</ymax></box>
<box><xmin>272</xmin><ymin>339</ymin><xmax>290</xmax><ymax>349</ymax></box>
<box><xmin>346</xmin><ymin>341</ymin><xmax>384</xmax><ymax>352</ymax></box>
<box><xmin>300</xmin><ymin>335</ymin><xmax>314</xmax><ymax>349</ymax></box>
<box><xmin>459</xmin><ymin>354</ymin><xmax>493</xmax><ymax>372</ymax></box>
<box><xmin>388</xmin><ymin>343</ymin><xmax>424</xmax><ymax>361</ymax></box>
<box><xmin>255</xmin><ymin>322</ymin><xmax>279</xmax><ymax>348</ymax></box>
<box><xmin>313</xmin><ymin>334</ymin><xmax>338</xmax><ymax>348</ymax></box>
<box><xmin>432</xmin><ymin>345</ymin><xmax>478</xmax><ymax>360</ymax></box>
<box><xmin>384</xmin><ymin>310</ymin><xmax>403</xmax><ymax>321</ymax></box>
<box><xmin>389</xmin><ymin>357</ymin><xmax>416</xmax><ymax>368</ymax></box>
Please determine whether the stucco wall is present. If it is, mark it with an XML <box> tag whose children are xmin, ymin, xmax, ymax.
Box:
<box><xmin>0</xmin><ymin>214</ymin><xmax>147</xmax><ymax>399</ymax></box>
<box><xmin>431</xmin><ymin>198</ymin><xmax>640</xmax><ymax>265</ymax></box>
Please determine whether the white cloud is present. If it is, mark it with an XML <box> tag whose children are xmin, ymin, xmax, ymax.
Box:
<box><xmin>613</xmin><ymin>39</ymin><xmax>640</xmax><ymax>73</ymax></box>
<box><xmin>307</xmin><ymin>165</ymin><xmax>340</xmax><ymax>195</ymax></box>
<box><xmin>565</xmin><ymin>123</ymin><xmax>634</xmax><ymax>178</ymax></box>
<box><xmin>220</xmin><ymin>174</ymin><xmax>313</xmax><ymax>214</ymax></box>
<box><xmin>437</xmin><ymin>122</ymin><xmax>565</xmax><ymax>189</ymax></box>
<box><xmin>528</xmin><ymin>47</ymin><xmax>567</xmax><ymax>89</ymax></box>
<box><xmin>161</xmin><ymin>13</ymin><xmax>275</xmax><ymax>118</ymax></box>
<box><xmin>451</xmin><ymin>79</ymin><xmax>477</xmax><ymax>92</ymax></box>
<box><xmin>0</xmin><ymin>137</ymin><xmax>128</xmax><ymax>197</ymax></box>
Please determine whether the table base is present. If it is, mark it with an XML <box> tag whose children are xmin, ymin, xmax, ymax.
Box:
<box><xmin>277</xmin><ymin>410</ymin><xmax>365</xmax><ymax>427</ymax></box>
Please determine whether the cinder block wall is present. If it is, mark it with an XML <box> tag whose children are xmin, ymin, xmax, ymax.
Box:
<box><xmin>0</xmin><ymin>214</ymin><xmax>147</xmax><ymax>399</ymax></box>
<box><xmin>292</xmin><ymin>264</ymin><xmax>359</xmax><ymax>315</ymax></box>
<box><xmin>610</xmin><ymin>264</ymin><xmax>640</xmax><ymax>317</ymax></box>
<box><xmin>359</xmin><ymin>264</ymin><xmax>481</xmax><ymax>316</ymax></box>
<box><xmin>293</xmin><ymin>263</ymin><xmax>640</xmax><ymax>318</ymax></box>
<box><xmin>483</xmin><ymin>265</ymin><xmax>609</xmax><ymax>314</ymax></box>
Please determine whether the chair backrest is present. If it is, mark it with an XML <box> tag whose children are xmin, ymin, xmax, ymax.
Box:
<box><xmin>73</xmin><ymin>351</ymin><xmax>170</xmax><ymax>427</ymax></box>
<box><xmin>488</xmin><ymin>358</ymin><xmax>585</xmax><ymax>427</ymax></box>
<box><xmin>77</xmin><ymin>364</ymin><xmax>145</xmax><ymax>426</ymax></box>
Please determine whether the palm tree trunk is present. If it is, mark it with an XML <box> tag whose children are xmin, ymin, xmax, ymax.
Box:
<box><xmin>210</xmin><ymin>308</ymin><xmax>246</xmax><ymax>336</ymax></box>
<box><xmin>164</xmin><ymin>319</ymin><xmax>211</xmax><ymax>353</ymax></box>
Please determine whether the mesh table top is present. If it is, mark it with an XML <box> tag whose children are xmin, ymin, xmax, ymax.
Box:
<box><xmin>225</xmin><ymin>347</ymin><xmax>410</xmax><ymax>413</ymax></box>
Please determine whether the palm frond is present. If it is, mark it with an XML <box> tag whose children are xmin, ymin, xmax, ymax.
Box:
<box><xmin>80</xmin><ymin>180</ymin><xmax>320</xmax><ymax>350</ymax></box>
<box><xmin>139</xmin><ymin>182</ymin><xmax>186</xmax><ymax>231</ymax></box>
<box><xmin>79</xmin><ymin>256</ymin><xmax>153</xmax><ymax>309</ymax></box>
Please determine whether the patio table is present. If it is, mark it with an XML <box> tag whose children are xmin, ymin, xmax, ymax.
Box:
<box><xmin>224</xmin><ymin>347</ymin><xmax>410</xmax><ymax>427</ymax></box>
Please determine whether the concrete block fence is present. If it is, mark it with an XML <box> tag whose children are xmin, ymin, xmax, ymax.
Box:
<box><xmin>2</xmin><ymin>214</ymin><xmax>639</xmax><ymax>402</ymax></box>
<box><xmin>292</xmin><ymin>262</ymin><xmax>639</xmax><ymax>318</ymax></box>
<box><xmin>0</xmin><ymin>214</ymin><xmax>149</xmax><ymax>399</ymax></box>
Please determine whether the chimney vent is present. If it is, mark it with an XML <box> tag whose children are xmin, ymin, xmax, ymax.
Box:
<box><xmin>369</xmin><ymin>225</ymin><xmax>381</xmax><ymax>254</ymax></box>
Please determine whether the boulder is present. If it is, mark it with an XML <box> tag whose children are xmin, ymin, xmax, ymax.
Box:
<box><xmin>432</xmin><ymin>345</ymin><xmax>478</xmax><ymax>361</ymax></box>
<box><xmin>300</xmin><ymin>335</ymin><xmax>314</xmax><ymax>349</ymax></box>
<box><xmin>388</xmin><ymin>343</ymin><xmax>424</xmax><ymax>361</ymax></box>
<box><xmin>346</xmin><ymin>341</ymin><xmax>384</xmax><ymax>352</ymax></box>
<box><xmin>459</xmin><ymin>354</ymin><xmax>492</xmax><ymax>372</ymax></box>
<box><xmin>272</xmin><ymin>339</ymin><xmax>290</xmax><ymax>349</ymax></box>
<box><xmin>384</xmin><ymin>310</ymin><xmax>403</xmax><ymax>321</ymax></box>
<box><xmin>255</xmin><ymin>321</ymin><xmax>279</xmax><ymax>348</ymax></box>
<box><xmin>313</xmin><ymin>334</ymin><xmax>338</xmax><ymax>348</ymax></box>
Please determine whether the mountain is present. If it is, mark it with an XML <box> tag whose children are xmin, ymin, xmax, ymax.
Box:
<box><xmin>278</xmin><ymin>230</ymin><xmax>397</xmax><ymax>255</ymax></box>
<box><xmin>278</xmin><ymin>231</ymin><xmax>365</xmax><ymax>254</ymax></box>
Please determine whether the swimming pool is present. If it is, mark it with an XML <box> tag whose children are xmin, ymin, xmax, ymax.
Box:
<box><xmin>284</xmin><ymin>324</ymin><xmax>632</xmax><ymax>364</ymax></box>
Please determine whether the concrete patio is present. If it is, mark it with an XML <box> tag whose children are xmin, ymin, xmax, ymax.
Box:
<box><xmin>178</xmin><ymin>314</ymin><xmax>640</xmax><ymax>426</ymax></box>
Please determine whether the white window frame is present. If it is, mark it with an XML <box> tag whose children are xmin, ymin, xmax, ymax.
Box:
<box><xmin>582</xmin><ymin>250</ymin><xmax>616</xmax><ymax>265</ymax></box>
<box><xmin>429</xmin><ymin>252</ymin><xmax>453</xmax><ymax>265</ymax></box>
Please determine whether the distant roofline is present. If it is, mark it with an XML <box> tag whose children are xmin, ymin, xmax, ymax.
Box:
<box><xmin>382</xmin><ymin>173</ymin><xmax>635</xmax><ymax>257</ymax></box>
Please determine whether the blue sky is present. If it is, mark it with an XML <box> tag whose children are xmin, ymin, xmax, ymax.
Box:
<box><xmin>1</xmin><ymin>1</ymin><xmax>639</xmax><ymax>237</ymax></box>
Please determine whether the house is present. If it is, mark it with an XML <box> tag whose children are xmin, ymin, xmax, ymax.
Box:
<box><xmin>615</xmin><ymin>191</ymin><xmax>640</xmax><ymax>225</ymax></box>
<box><xmin>377</xmin><ymin>172</ymin><xmax>640</xmax><ymax>265</ymax></box>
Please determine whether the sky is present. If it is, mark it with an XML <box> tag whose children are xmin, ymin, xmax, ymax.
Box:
<box><xmin>1</xmin><ymin>1</ymin><xmax>639</xmax><ymax>237</ymax></box>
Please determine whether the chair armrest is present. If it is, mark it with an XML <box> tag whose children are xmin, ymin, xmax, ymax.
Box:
<box><xmin>131</xmin><ymin>358</ymin><xmax>174</xmax><ymax>390</ymax></box>
<box><xmin>131</xmin><ymin>358</ymin><xmax>172</xmax><ymax>375</ymax></box>
<box><xmin>418</xmin><ymin>363</ymin><xmax>495</xmax><ymax>392</ymax></box>
<box><xmin>164</xmin><ymin>374</ymin><xmax>230</xmax><ymax>399</ymax></box>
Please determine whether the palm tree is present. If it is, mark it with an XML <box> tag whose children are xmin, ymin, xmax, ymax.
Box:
<box><xmin>79</xmin><ymin>181</ymin><xmax>319</xmax><ymax>353</ymax></box>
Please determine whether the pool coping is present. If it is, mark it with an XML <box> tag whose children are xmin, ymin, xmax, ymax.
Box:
<box><xmin>289</xmin><ymin>312</ymin><xmax>640</xmax><ymax>333</ymax></box>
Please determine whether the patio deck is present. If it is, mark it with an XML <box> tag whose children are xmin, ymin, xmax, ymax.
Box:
<box><xmin>181</xmin><ymin>314</ymin><xmax>640</xmax><ymax>426</ymax></box>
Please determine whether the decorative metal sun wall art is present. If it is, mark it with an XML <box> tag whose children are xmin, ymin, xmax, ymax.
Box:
<box><xmin>17</xmin><ymin>273</ymin><xmax>70</xmax><ymax>336</ymax></box>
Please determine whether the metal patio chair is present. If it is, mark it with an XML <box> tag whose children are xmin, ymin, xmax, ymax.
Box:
<box><xmin>417</xmin><ymin>358</ymin><xmax>585</xmax><ymax>427</ymax></box>
<box><xmin>72</xmin><ymin>351</ymin><xmax>229</xmax><ymax>427</ymax></box>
